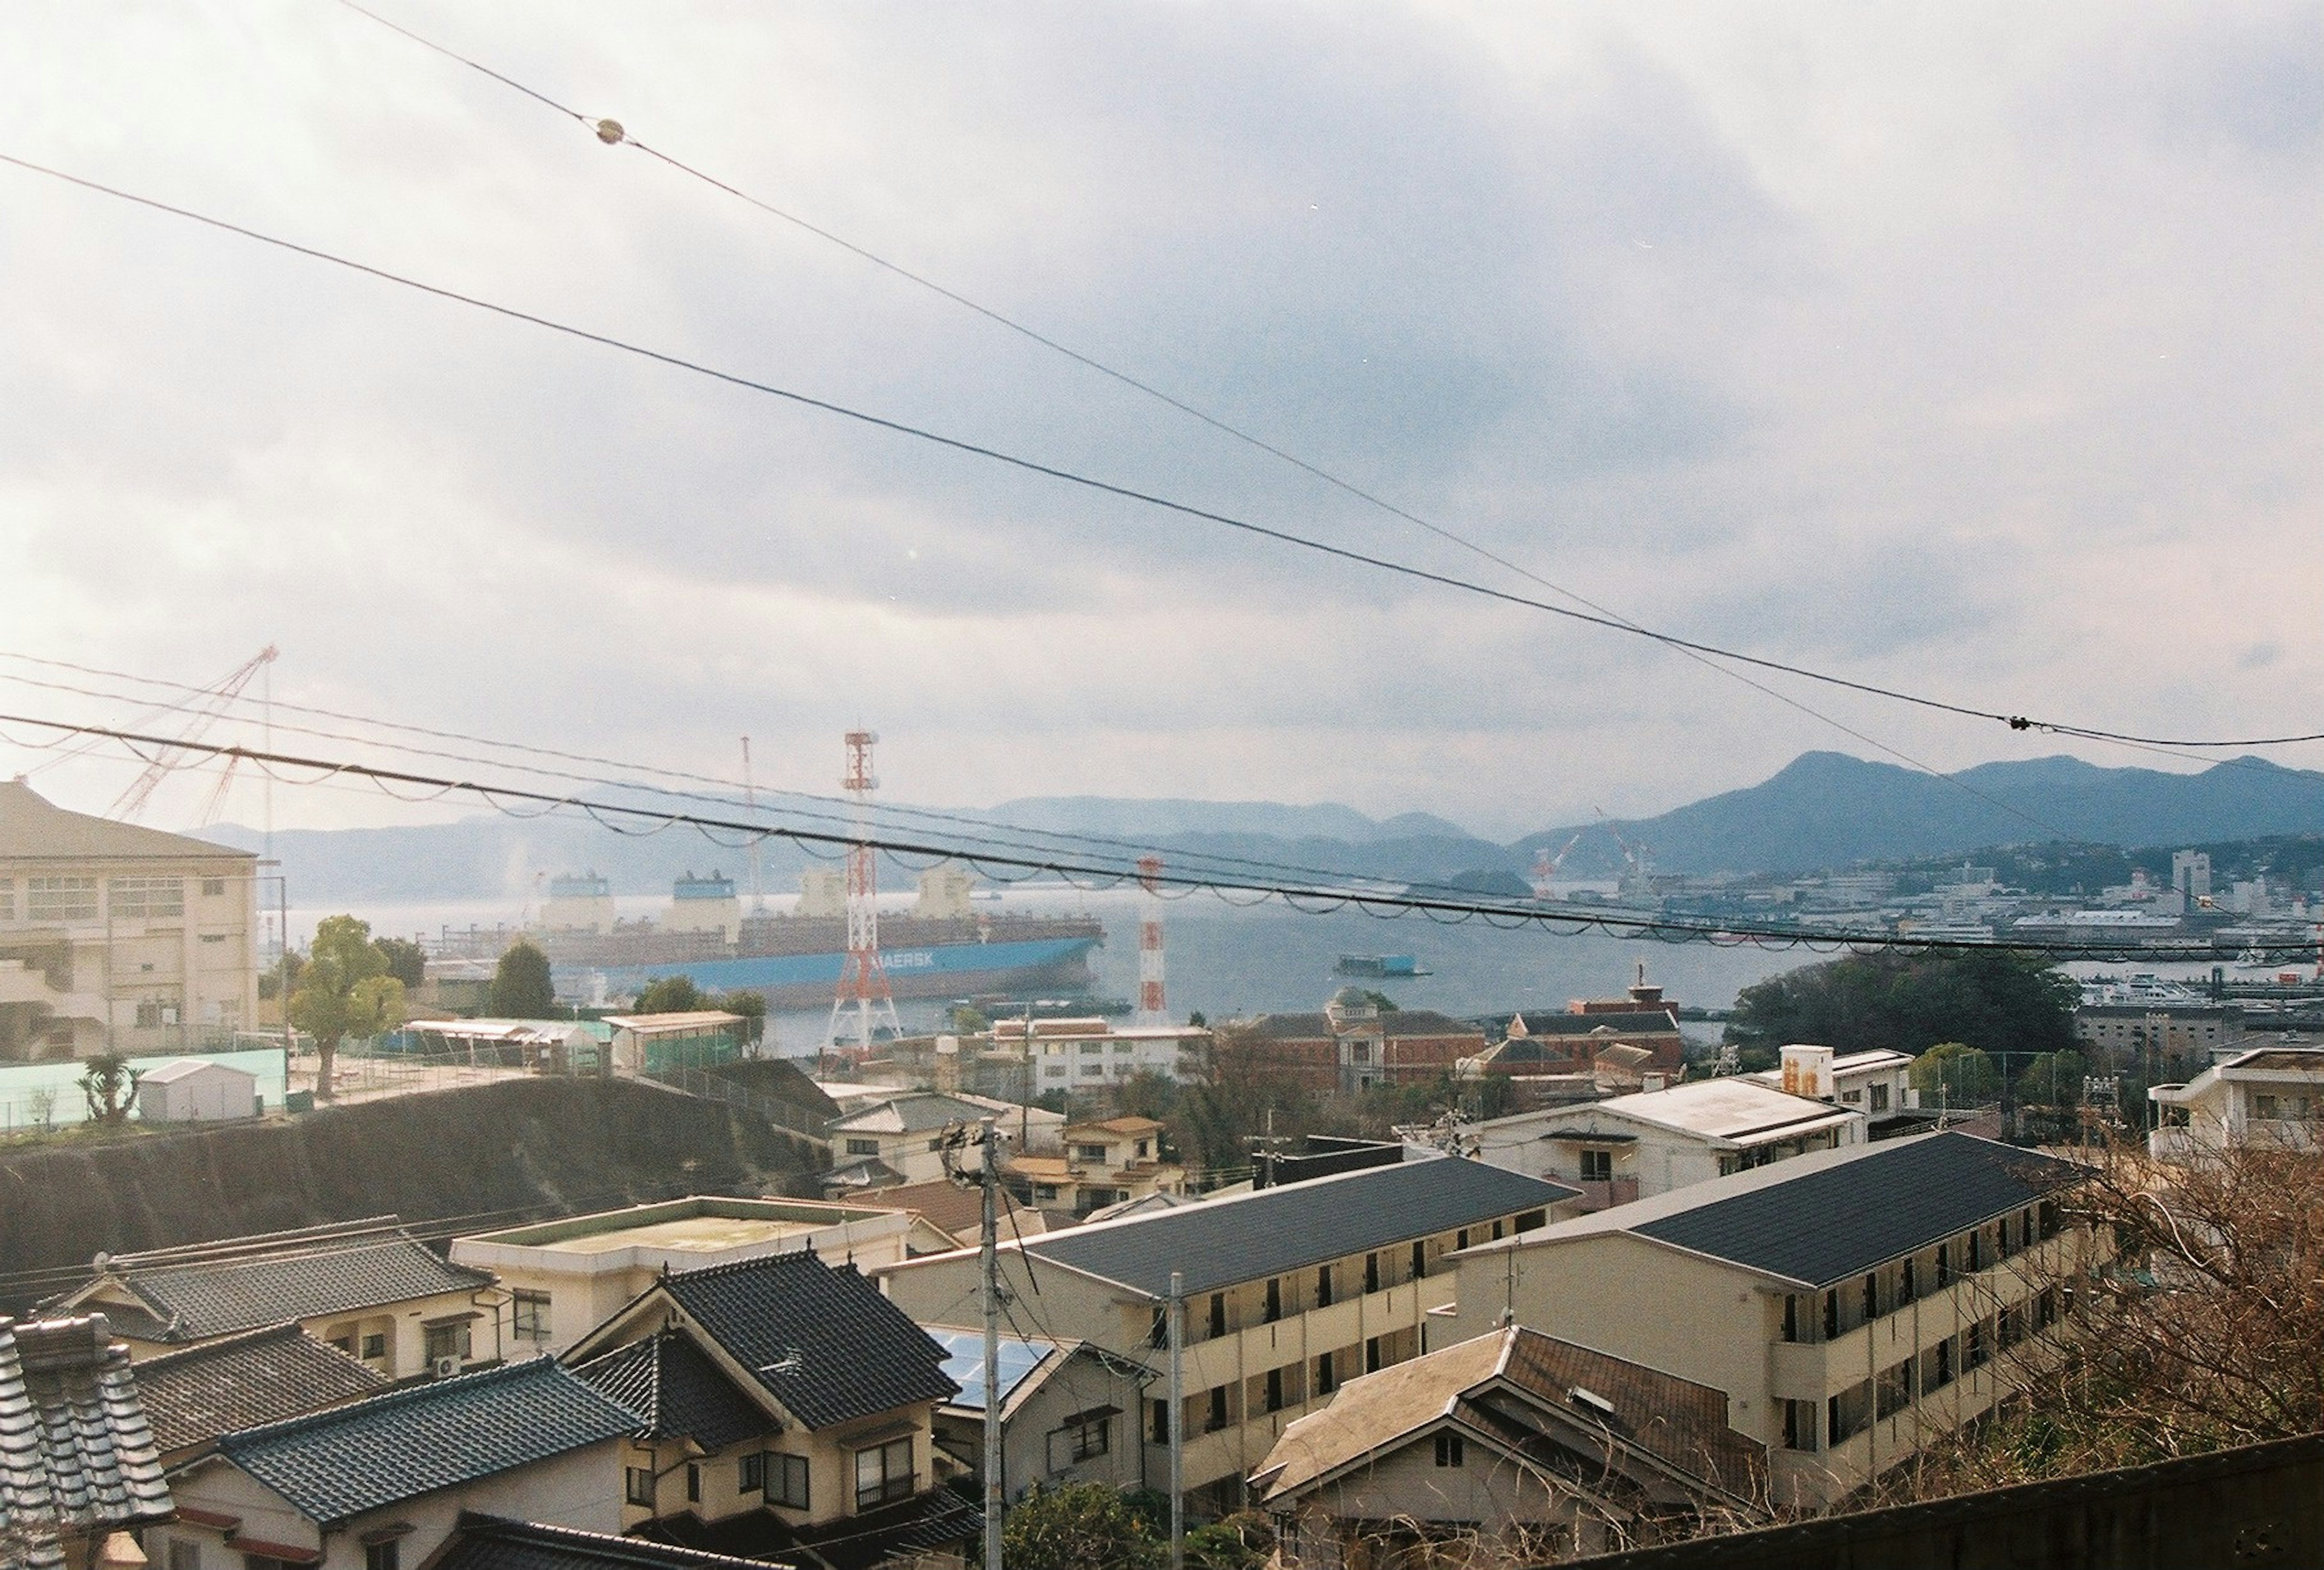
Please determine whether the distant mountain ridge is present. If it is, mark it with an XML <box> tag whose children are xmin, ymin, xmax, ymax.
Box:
<box><xmin>203</xmin><ymin>751</ymin><xmax>2323</xmax><ymax>902</ymax></box>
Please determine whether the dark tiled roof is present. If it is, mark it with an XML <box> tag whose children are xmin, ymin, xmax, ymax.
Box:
<box><xmin>0</xmin><ymin>1315</ymin><xmax>173</xmax><ymax>1570</ymax></box>
<box><xmin>639</xmin><ymin>1485</ymin><xmax>980</xmax><ymax>1570</ymax></box>
<box><xmin>570</xmin><ymin>1332</ymin><xmax>769</xmax><ymax>1451</ymax></box>
<box><xmin>217</xmin><ymin>1358</ymin><xmax>638</xmax><ymax>1525</ymax></box>
<box><xmin>1021</xmin><ymin>1156</ymin><xmax>1579</xmax><ymax>1298</ymax></box>
<box><xmin>80</xmin><ymin>1220</ymin><xmax>494</xmax><ymax>1342</ymax></box>
<box><xmin>1629</xmin><ymin>1132</ymin><xmax>2080</xmax><ymax>1289</ymax></box>
<box><xmin>859</xmin><ymin>1178</ymin><xmax>1032</xmax><ymax>1243</ymax></box>
<box><xmin>657</xmin><ymin>1255</ymin><xmax>957</xmax><ymax>1431</ymax></box>
<box><xmin>1499</xmin><ymin>1328</ymin><xmax>1764</xmax><ymax>1495</ymax></box>
<box><xmin>134</xmin><ymin>1323</ymin><xmax>386</xmax><ymax>1458</ymax></box>
<box><xmin>427</xmin><ymin>1514</ymin><xmax>781</xmax><ymax>1570</ymax></box>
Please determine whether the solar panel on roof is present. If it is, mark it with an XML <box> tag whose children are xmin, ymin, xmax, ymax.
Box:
<box><xmin>930</xmin><ymin>1329</ymin><xmax>1053</xmax><ymax>1411</ymax></box>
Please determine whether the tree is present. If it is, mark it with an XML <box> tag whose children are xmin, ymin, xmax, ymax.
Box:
<box><xmin>487</xmin><ymin>941</ymin><xmax>558</xmax><ymax>1018</ymax></box>
<box><xmin>1911</xmin><ymin>1042</ymin><xmax>2000</xmax><ymax>1106</ymax></box>
<box><xmin>634</xmin><ymin>974</ymin><xmax>706</xmax><ymax>1014</ymax></box>
<box><xmin>1726</xmin><ymin>949</ymin><xmax>2076</xmax><ymax>1060</ymax></box>
<box><xmin>718</xmin><ymin>990</ymin><xmax>767</xmax><ymax>1046</ymax></box>
<box><xmin>77</xmin><ymin>1054</ymin><xmax>142</xmax><ymax>1126</ymax></box>
<box><xmin>375</xmin><ymin>936</ymin><xmax>428</xmax><ymax>991</ymax></box>
<box><xmin>287</xmin><ymin>915</ymin><xmax>408</xmax><ymax>1102</ymax></box>
<box><xmin>1000</xmin><ymin>1484</ymin><xmax>1163</xmax><ymax>1570</ymax></box>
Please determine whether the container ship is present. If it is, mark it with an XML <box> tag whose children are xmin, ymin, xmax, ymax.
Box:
<box><xmin>433</xmin><ymin>868</ymin><xmax>1105</xmax><ymax>1008</ymax></box>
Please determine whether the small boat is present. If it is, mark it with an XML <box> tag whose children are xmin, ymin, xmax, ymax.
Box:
<box><xmin>1333</xmin><ymin>954</ymin><xmax>1432</xmax><ymax>978</ymax></box>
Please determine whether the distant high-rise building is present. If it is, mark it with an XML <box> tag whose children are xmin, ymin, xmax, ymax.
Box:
<box><xmin>2172</xmin><ymin>850</ymin><xmax>2212</xmax><ymax>901</ymax></box>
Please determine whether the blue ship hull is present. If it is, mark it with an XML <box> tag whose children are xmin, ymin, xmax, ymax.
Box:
<box><xmin>562</xmin><ymin>935</ymin><xmax>1103</xmax><ymax>1007</ymax></box>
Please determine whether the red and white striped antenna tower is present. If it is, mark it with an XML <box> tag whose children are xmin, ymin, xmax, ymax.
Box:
<box><xmin>829</xmin><ymin>730</ymin><xmax>902</xmax><ymax>1051</ymax></box>
<box><xmin>1136</xmin><ymin>853</ymin><xmax>1167</xmax><ymax>1027</ymax></box>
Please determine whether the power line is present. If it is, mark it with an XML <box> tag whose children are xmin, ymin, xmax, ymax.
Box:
<box><xmin>1</xmin><ymin>708</ymin><xmax>2313</xmax><ymax>961</ymax></box>
<box><xmin>3</xmin><ymin>148</ymin><xmax>2316</xmax><ymax>756</ymax></box>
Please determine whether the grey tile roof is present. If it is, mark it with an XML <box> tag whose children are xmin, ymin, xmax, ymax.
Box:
<box><xmin>133</xmin><ymin>1323</ymin><xmax>386</xmax><ymax>1459</ymax></box>
<box><xmin>428</xmin><ymin>1514</ymin><xmax>780</xmax><ymax>1570</ymax></box>
<box><xmin>637</xmin><ymin>1485</ymin><xmax>980</xmax><ymax>1570</ymax></box>
<box><xmin>216</xmin><ymin>1358</ymin><xmax>638</xmax><ymax>1526</ymax></box>
<box><xmin>1021</xmin><ymin>1155</ymin><xmax>1580</xmax><ymax>1298</ymax></box>
<box><xmin>654</xmin><ymin>1255</ymin><xmax>957</xmax><ymax>1432</ymax></box>
<box><xmin>79</xmin><ymin>1221</ymin><xmax>494</xmax><ymax>1342</ymax></box>
<box><xmin>0</xmin><ymin>1315</ymin><xmax>173</xmax><ymax>1570</ymax></box>
<box><xmin>1626</xmin><ymin>1131</ymin><xmax>2081</xmax><ymax>1289</ymax></box>
<box><xmin>570</xmin><ymin>1332</ymin><xmax>769</xmax><ymax>1452</ymax></box>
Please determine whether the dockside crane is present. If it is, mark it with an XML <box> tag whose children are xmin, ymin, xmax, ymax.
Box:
<box><xmin>108</xmin><ymin>645</ymin><xmax>278</xmax><ymax>823</ymax></box>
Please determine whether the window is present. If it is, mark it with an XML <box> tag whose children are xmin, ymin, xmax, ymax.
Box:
<box><xmin>1515</xmin><ymin>1208</ymin><xmax>1547</xmax><ymax>1232</ymax></box>
<box><xmin>626</xmin><ymin>1467</ymin><xmax>657</xmax><ymax>1506</ymax></box>
<box><xmin>1965</xmin><ymin>1319</ymin><xmax>1989</xmax><ymax>1371</ymax></box>
<box><xmin>1935</xmin><ymin>1242</ymin><xmax>1952</xmax><ymax>1288</ymax></box>
<box><xmin>1822</xmin><ymin>1290</ymin><xmax>1839</xmax><ymax>1339</ymax></box>
<box><xmin>1876</xmin><ymin>1360</ymin><xmax>1913</xmax><ymax>1419</ymax></box>
<box><xmin>202</xmin><ymin>878</ymin><xmax>226</xmax><ymax>897</ymax></box>
<box><xmin>1579</xmin><ymin>1149</ymin><xmax>1613</xmax><ymax>1182</ymax></box>
<box><xmin>854</xmin><ymin>1437</ymin><xmax>913</xmax><ymax>1511</ymax></box>
<box><xmin>1456</xmin><ymin>1229</ymin><xmax>1469</xmax><ymax>1250</ymax></box>
<box><xmin>1782</xmin><ymin>1399</ymin><xmax>1817</xmax><ymax>1451</ymax></box>
<box><xmin>1411</xmin><ymin>1241</ymin><xmax>1428</xmax><ymax>1281</ymax></box>
<box><xmin>108</xmin><ymin>877</ymin><xmax>185</xmax><ymax>919</ymax></box>
<box><xmin>1899</xmin><ymin>1258</ymin><xmax>1917</xmax><ymax>1306</ymax></box>
<box><xmin>1862</xmin><ymin>1273</ymin><xmax>1879</xmax><ymax>1322</ymax></box>
<box><xmin>1315</xmin><ymin>1265</ymin><xmax>1333</xmax><ymax>1307</ymax></box>
<box><xmin>1034</xmin><ymin>1184</ymin><xmax>1059</xmax><ymax>1201</ymax></box>
<box><xmin>1208</xmin><ymin>1293</ymin><xmax>1226</xmax><ymax>1338</ymax></box>
<box><xmin>1968</xmin><ymin>1230</ymin><xmax>1984</xmax><ymax>1271</ymax></box>
<box><xmin>1782</xmin><ymin>1295</ymin><xmax>1800</xmax><ymax>1344</ymax></box>
<box><xmin>1152</xmin><ymin>1399</ymin><xmax>1172</xmax><ymax>1444</ymax></box>
<box><xmin>686</xmin><ymin>1463</ymin><xmax>701</xmax><ymax>1503</ymax></box>
<box><xmin>169</xmin><ymin>1541</ymin><xmax>201</xmax><ymax>1570</ymax></box>
<box><xmin>1315</xmin><ymin>1350</ymin><xmax>1336</xmax><ymax>1396</ymax></box>
<box><xmin>767</xmin><ymin>1453</ymin><xmax>810</xmax><ymax>1510</ymax></box>
<box><xmin>2255</xmin><ymin>1094</ymin><xmax>2281</xmax><ymax>1118</ymax></box>
<box><xmin>740</xmin><ymin>1452</ymin><xmax>766</xmax><ymax>1493</ymax></box>
<box><xmin>423</xmin><ymin>1322</ymin><xmax>470</xmax><ymax>1362</ymax></box>
<box><xmin>512</xmin><ymin>1290</ymin><xmax>552</xmax><ymax>1341</ymax></box>
<box><xmin>364</xmin><ymin>1543</ymin><xmax>399</xmax><ymax>1570</ymax></box>
<box><xmin>1074</xmin><ymin>1143</ymin><xmax>1109</xmax><ymax>1161</ymax></box>
<box><xmin>361</xmin><ymin>1332</ymin><xmax>387</xmax><ymax>1360</ymax></box>
<box><xmin>1263</xmin><ymin>1278</ymin><xmax>1282</xmax><ymax>1323</ymax></box>
<box><xmin>1869</xmin><ymin>1083</ymin><xmax>1891</xmax><ymax>1112</ymax></box>
<box><xmin>327</xmin><ymin>1335</ymin><xmax>353</xmax><ymax>1355</ymax></box>
<box><xmin>1048</xmin><ymin>1412</ymin><xmax>1113</xmax><ymax>1471</ymax></box>
<box><xmin>845</xmin><ymin>1137</ymin><xmax>879</xmax><ymax>1157</ymax></box>
<box><xmin>135</xmin><ymin>1000</ymin><xmax>166</xmax><ymax>1029</ymax></box>
<box><xmin>1207</xmin><ymin>1387</ymin><xmax>1229</xmax><ymax>1431</ymax></box>
<box><xmin>1433</xmin><ymin>1432</ymin><xmax>1464</xmax><ymax>1468</ymax></box>
<box><xmin>0</xmin><ymin>878</ymin><xmax>12</xmax><ymax>921</ymax></box>
<box><xmin>26</xmin><ymin>876</ymin><xmax>97</xmax><ymax>922</ymax></box>
<box><xmin>1365</xmin><ymin>1253</ymin><xmax>1380</xmax><ymax>1293</ymax></box>
<box><xmin>1365</xmin><ymin>1336</ymin><xmax>1382</xmax><ymax>1373</ymax></box>
<box><xmin>1264</xmin><ymin>1368</ymin><xmax>1284</xmax><ymax>1413</ymax></box>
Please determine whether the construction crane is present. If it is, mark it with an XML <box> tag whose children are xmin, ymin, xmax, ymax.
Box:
<box><xmin>109</xmin><ymin>646</ymin><xmax>278</xmax><ymax>823</ymax></box>
<box><xmin>1592</xmin><ymin>809</ymin><xmax>1655</xmax><ymax>903</ymax></box>
<box><xmin>1528</xmin><ymin>832</ymin><xmax>1584</xmax><ymax>899</ymax></box>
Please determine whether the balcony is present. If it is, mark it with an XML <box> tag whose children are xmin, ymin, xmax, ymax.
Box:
<box><xmin>1571</xmin><ymin>1176</ymin><xmax>1640</xmax><ymax>1212</ymax></box>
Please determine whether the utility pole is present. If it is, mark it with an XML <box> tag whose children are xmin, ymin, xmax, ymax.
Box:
<box><xmin>980</xmin><ymin>1117</ymin><xmax>1003</xmax><ymax>1570</ymax></box>
<box><xmin>1167</xmin><ymin>1268</ymin><xmax>1184</xmax><ymax>1570</ymax></box>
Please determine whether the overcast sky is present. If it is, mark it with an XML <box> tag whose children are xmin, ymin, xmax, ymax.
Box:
<box><xmin>2</xmin><ymin>1</ymin><xmax>2317</xmax><ymax>841</ymax></box>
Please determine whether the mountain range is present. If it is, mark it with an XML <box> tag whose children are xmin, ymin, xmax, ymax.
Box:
<box><xmin>202</xmin><ymin>751</ymin><xmax>2323</xmax><ymax>902</ymax></box>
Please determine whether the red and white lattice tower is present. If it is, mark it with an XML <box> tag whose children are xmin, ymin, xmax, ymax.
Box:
<box><xmin>829</xmin><ymin>731</ymin><xmax>902</xmax><ymax>1051</ymax></box>
<box><xmin>1136</xmin><ymin>854</ymin><xmax>1167</xmax><ymax>1027</ymax></box>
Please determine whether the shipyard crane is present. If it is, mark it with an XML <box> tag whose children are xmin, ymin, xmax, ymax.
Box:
<box><xmin>1529</xmin><ymin>833</ymin><xmax>1585</xmax><ymax>899</ymax></box>
<box><xmin>1592</xmin><ymin>809</ymin><xmax>1656</xmax><ymax>903</ymax></box>
<box><xmin>108</xmin><ymin>646</ymin><xmax>278</xmax><ymax>823</ymax></box>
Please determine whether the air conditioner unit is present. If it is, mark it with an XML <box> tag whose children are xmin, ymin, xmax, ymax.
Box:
<box><xmin>432</xmin><ymin>1357</ymin><xmax>461</xmax><ymax>1378</ymax></box>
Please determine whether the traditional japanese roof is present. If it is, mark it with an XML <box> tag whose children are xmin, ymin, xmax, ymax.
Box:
<box><xmin>58</xmin><ymin>1219</ymin><xmax>494</xmax><ymax>1344</ymax></box>
<box><xmin>215</xmin><ymin>1358</ymin><xmax>638</xmax><ymax>1526</ymax></box>
<box><xmin>859</xmin><ymin>1178</ymin><xmax>1039</xmax><ymax>1244</ymax></box>
<box><xmin>1253</xmin><ymin>1324</ymin><xmax>1763</xmax><ymax>1505</ymax></box>
<box><xmin>590</xmin><ymin>1254</ymin><xmax>957</xmax><ymax>1433</ymax></box>
<box><xmin>638</xmin><ymin>1483</ymin><xmax>979</xmax><ymax>1570</ymax></box>
<box><xmin>0</xmin><ymin>1315</ymin><xmax>172</xmax><ymax>1570</ymax></box>
<box><xmin>827</xmin><ymin>1093</ymin><xmax>997</xmax><ymax>1137</ymax></box>
<box><xmin>0</xmin><ymin>780</ymin><xmax>254</xmax><ymax>865</ymax></box>
<box><xmin>978</xmin><ymin>1155</ymin><xmax>1577</xmax><ymax>1299</ymax></box>
<box><xmin>570</xmin><ymin>1332</ymin><xmax>769</xmax><ymax>1452</ymax></box>
<box><xmin>1469</xmin><ymin>1131</ymin><xmax>2082</xmax><ymax>1291</ymax></box>
<box><xmin>133</xmin><ymin>1323</ymin><xmax>386</xmax><ymax>1460</ymax></box>
<box><xmin>424</xmin><ymin>1514</ymin><xmax>783</xmax><ymax>1570</ymax></box>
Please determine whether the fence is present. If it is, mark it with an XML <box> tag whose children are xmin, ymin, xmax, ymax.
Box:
<box><xmin>0</xmin><ymin>1046</ymin><xmax>290</xmax><ymax>1136</ymax></box>
<box><xmin>637</xmin><ymin>1062</ymin><xmax>830</xmax><ymax>1145</ymax></box>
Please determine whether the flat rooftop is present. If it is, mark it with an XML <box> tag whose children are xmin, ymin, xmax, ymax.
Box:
<box><xmin>531</xmin><ymin>1214</ymin><xmax>824</xmax><ymax>1255</ymax></box>
<box><xmin>452</xmin><ymin>1196</ymin><xmax>904</xmax><ymax>1270</ymax></box>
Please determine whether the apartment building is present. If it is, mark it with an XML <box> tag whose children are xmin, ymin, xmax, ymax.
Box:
<box><xmin>2150</xmin><ymin>1047</ymin><xmax>2324</xmax><ymax>1161</ymax></box>
<box><xmin>1449</xmin><ymin>1132</ymin><xmax>2093</xmax><ymax>1509</ymax></box>
<box><xmin>0</xmin><ymin>779</ymin><xmax>258</xmax><ymax>1061</ymax></box>
<box><xmin>878</xmin><ymin>1155</ymin><xmax>1581</xmax><ymax>1511</ymax></box>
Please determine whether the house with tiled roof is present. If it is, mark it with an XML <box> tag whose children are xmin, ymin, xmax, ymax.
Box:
<box><xmin>880</xmin><ymin>1155</ymin><xmax>1583</xmax><ymax>1513</ymax></box>
<box><xmin>0</xmin><ymin>1313</ymin><xmax>172</xmax><ymax>1570</ymax></box>
<box><xmin>1252</xmin><ymin>1324</ymin><xmax>1767</xmax><ymax>1562</ymax></box>
<box><xmin>132</xmin><ymin>1324</ymin><xmax>387</xmax><ymax>1466</ymax></box>
<box><xmin>48</xmin><ymin>1219</ymin><xmax>497</xmax><ymax>1380</ymax></box>
<box><xmin>418</xmin><ymin>1514</ymin><xmax>780</xmax><ymax>1570</ymax></box>
<box><xmin>823</xmin><ymin>1094</ymin><xmax>1063</xmax><ymax>1187</ymax></box>
<box><xmin>162</xmin><ymin>1359</ymin><xmax>639</xmax><ymax>1570</ymax></box>
<box><xmin>562</xmin><ymin>1252</ymin><xmax>978</xmax><ymax>1570</ymax></box>
<box><xmin>923</xmin><ymin>1327</ymin><xmax>1148</xmax><ymax>1502</ymax></box>
<box><xmin>843</xmin><ymin>1179</ymin><xmax>1048</xmax><ymax>1255</ymax></box>
<box><xmin>1448</xmin><ymin>1131</ymin><xmax>2099</xmax><ymax>1508</ymax></box>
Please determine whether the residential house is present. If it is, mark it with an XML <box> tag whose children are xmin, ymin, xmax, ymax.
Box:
<box><xmin>133</xmin><ymin>1323</ymin><xmax>387</xmax><ymax>1467</ymax></box>
<box><xmin>0</xmin><ymin>1313</ymin><xmax>173</xmax><ymax>1570</ymax></box>
<box><xmin>1252</xmin><ymin>1325</ymin><xmax>1767</xmax><ymax>1563</ymax></box>
<box><xmin>1447</xmin><ymin>1131</ymin><xmax>2096</xmax><ymax>1508</ymax></box>
<box><xmin>562</xmin><ymin>1252</ymin><xmax>979</xmax><ymax>1569</ymax></box>
<box><xmin>163</xmin><ymin>1359</ymin><xmax>640</xmax><ymax>1570</ymax></box>
<box><xmin>449</xmin><ymin>1197</ymin><xmax>919</xmax><ymax>1356</ymax></box>
<box><xmin>823</xmin><ymin>1094</ymin><xmax>1065</xmax><ymax>1191</ymax></box>
<box><xmin>48</xmin><ymin>1218</ymin><xmax>499</xmax><ymax>1378</ymax></box>
<box><xmin>1218</xmin><ymin>993</ymin><xmax>1486</xmax><ymax>1095</ymax></box>
<box><xmin>879</xmin><ymin>1155</ymin><xmax>1583</xmax><ymax>1511</ymax></box>
<box><xmin>1010</xmin><ymin>1117</ymin><xmax>1184</xmax><ymax>1216</ymax></box>
<box><xmin>1742</xmin><ymin>1046</ymin><xmax>1925</xmax><ymax>1134</ymax></box>
<box><xmin>924</xmin><ymin>1329</ymin><xmax>1149</xmax><ymax>1500</ymax></box>
<box><xmin>420</xmin><ymin>1514</ymin><xmax>775</xmax><ymax>1570</ymax></box>
<box><xmin>844</xmin><ymin>1178</ymin><xmax>1049</xmax><ymax>1255</ymax></box>
<box><xmin>1472</xmin><ymin>1077</ymin><xmax>1865</xmax><ymax>1210</ymax></box>
<box><xmin>0</xmin><ymin>779</ymin><xmax>258</xmax><ymax>1062</ymax></box>
<box><xmin>2150</xmin><ymin>1047</ymin><xmax>2324</xmax><ymax>1161</ymax></box>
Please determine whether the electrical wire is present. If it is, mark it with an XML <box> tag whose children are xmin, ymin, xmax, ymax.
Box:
<box><xmin>3</xmin><ymin>708</ymin><xmax>2314</xmax><ymax>961</ymax></box>
<box><xmin>4</xmin><ymin>147</ymin><xmax>2317</xmax><ymax>755</ymax></box>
